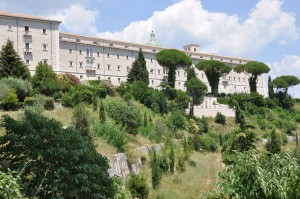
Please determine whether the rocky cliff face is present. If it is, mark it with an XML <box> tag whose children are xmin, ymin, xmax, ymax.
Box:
<box><xmin>108</xmin><ymin>143</ymin><xmax>163</xmax><ymax>179</ymax></box>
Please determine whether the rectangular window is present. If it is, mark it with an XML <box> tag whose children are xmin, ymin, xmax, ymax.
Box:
<box><xmin>43</xmin><ymin>60</ymin><xmax>48</xmax><ymax>64</ymax></box>
<box><xmin>76</xmin><ymin>39</ymin><xmax>80</xmax><ymax>42</ymax></box>
<box><xmin>238</xmin><ymin>77</ymin><xmax>241</xmax><ymax>82</ymax></box>
<box><xmin>108</xmin><ymin>77</ymin><xmax>111</xmax><ymax>80</ymax></box>
<box><xmin>26</xmin><ymin>60</ymin><xmax>30</xmax><ymax>65</ymax></box>
<box><xmin>152</xmin><ymin>80</ymin><xmax>154</xmax><ymax>85</ymax></box>
<box><xmin>79</xmin><ymin>62</ymin><xmax>83</xmax><ymax>67</ymax></box>
<box><xmin>158</xmin><ymin>69</ymin><xmax>161</xmax><ymax>75</ymax></box>
<box><xmin>8</xmin><ymin>25</ymin><xmax>12</xmax><ymax>31</ymax></box>
<box><xmin>69</xmin><ymin>49</ymin><xmax>72</xmax><ymax>53</ymax></box>
<box><xmin>79</xmin><ymin>50</ymin><xmax>82</xmax><ymax>55</ymax></box>
<box><xmin>125</xmin><ymin>45</ymin><xmax>128</xmax><ymax>48</ymax></box>
<box><xmin>70</xmin><ymin>61</ymin><xmax>73</xmax><ymax>67</ymax></box>
<box><xmin>98</xmin><ymin>76</ymin><xmax>100</xmax><ymax>80</ymax></box>
<box><xmin>25</xmin><ymin>43</ymin><xmax>30</xmax><ymax>49</ymax></box>
<box><xmin>151</xmin><ymin>59</ymin><xmax>153</xmax><ymax>63</ymax></box>
<box><xmin>42</xmin><ymin>44</ymin><xmax>48</xmax><ymax>51</ymax></box>
<box><xmin>109</xmin><ymin>43</ymin><xmax>113</xmax><ymax>47</ymax></box>
<box><xmin>25</xmin><ymin>26</ymin><xmax>29</xmax><ymax>31</ymax></box>
<box><xmin>117</xmin><ymin>55</ymin><xmax>120</xmax><ymax>59</ymax></box>
<box><xmin>97</xmin><ymin>64</ymin><xmax>100</xmax><ymax>69</ymax></box>
<box><xmin>80</xmin><ymin>75</ymin><xmax>83</xmax><ymax>79</ymax></box>
<box><xmin>184</xmin><ymin>72</ymin><xmax>187</xmax><ymax>77</ymax></box>
<box><xmin>117</xmin><ymin>65</ymin><xmax>120</xmax><ymax>71</ymax></box>
<box><xmin>107</xmin><ymin>54</ymin><xmax>110</xmax><ymax>58</ymax></box>
<box><xmin>126</xmin><ymin>56</ymin><xmax>129</xmax><ymax>60</ymax></box>
<box><xmin>177</xmin><ymin>71</ymin><xmax>180</xmax><ymax>76</ymax></box>
<box><xmin>43</xmin><ymin>29</ymin><xmax>46</xmax><ymax>34</ymax></box>
<box><xmin>97</xmin><ymin>52</ymin><xmax>100</xmax><ymax>57</ymax></box>
<box><xmin>153</xmin><ymin>49</ymin><xmax>156</xmax><ymax>53</ymax></box>
<box><xmin>118</xmin><ymin>78</ymin><xmax>121</xmax><ymax>83</ymax></box>
<box><xmin>150</xmin><ymin>69</ymin><xmax>154</xmax><ymax>74</ymax></box>
<box><xmin>93</xmin><ymin>41</ymin><xmax>97</xmax><ymax>44</ymax></box>
<box><xmin>107</xmin><ymin>64</ymin><xmax>110</xmax><ymax>70</ymax></box>
<box><xmin>127</xmin><ymin>66</ymin><xmax>130</xmax><ymax>71</ymax></box>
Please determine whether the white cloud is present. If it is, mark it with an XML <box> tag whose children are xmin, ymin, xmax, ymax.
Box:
<box><xmin>50</xmin><ymin>5</ymin><xmax>98</xmax><ymax>35</ymax></box>
<box><xmin>98</xmin><ymin>0</ymin><xmax>298</xmax><ymax>56</ymax></box>
<box><xmin>268</xmin><ymin>55</ymin><xmax>300</xmax><ymax>98</ymax></box>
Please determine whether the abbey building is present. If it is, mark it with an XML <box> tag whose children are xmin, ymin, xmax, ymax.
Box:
<box><xmin>0</xmin><ymin>11</ymin><xmax>265</xmax><ymax>95</ymax></box>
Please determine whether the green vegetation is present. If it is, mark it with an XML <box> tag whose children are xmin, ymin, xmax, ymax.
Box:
<box><xmin>234</xmin><ymin>61</ymin><xmax>270</xmax><ymax>93</ymax></box>
<box><xmin>0</xmin><ymin>39</ymin><xmax>30</xmax><ymax>80</ymax></box>
<box><xmin>127</xmin><ymin>49</ymin><xmax>149</xmax><ymax>85</ymax></box>
<box><xmin>156</xmin><ymin>49</ymin><xmax>192</xmax><ymax>88</ymax></box>
<box><xmin>195</xmin><ymin>60</ymin><xmax>231</xmax><ymax>96</ymax></box>
<box><xmin>0</xmin><ymin>170</ymin><xmax>25</xmax><ymax>199</ymax></box>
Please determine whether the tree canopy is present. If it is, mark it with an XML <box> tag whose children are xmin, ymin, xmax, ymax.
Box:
<box><xmin>185</xmin><ymin>78</ymin><xmax>207</xmax><ymax>117</ymax></box>
<box><xmin>273</xmin><ymin>75</ymin><xmax>300</xmax><ymax>93</ymax></box>
<box><xmin>195</xmin><ymin>60</ymin><xmax>231</xmax><ymax>96</ymax></box>
<box><xmin>0</xmin><ymin>111</ymin><xmax>115</xmax><ymax>198</ymax></box>
<box><xmin>0</xmin><ymin>39</ymin><xmax>31</xmax><ymax>80</ymax></box>
<box><xmin>127</xmin><ymin>50</ymin><xmax>149</xmax><ymax>85</ymax></box>
<box><xmin>156</xmin><ymin>49</ymin><xmax>192</xmax><ymax>88</ymax></box>
<box><xmin>234</xmin><ymin>61</ymin><xmax>270</xmax><ymax>93</ymax></box>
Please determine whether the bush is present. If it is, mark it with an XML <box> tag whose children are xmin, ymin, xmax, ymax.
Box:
<box><xmin>100</xmin><ymin>80</ymin><xmax>116</xmax><ymax>96</ymax></box>
<box><xmin>104</xmin><ymin>98</ymin><xmax>141</xmax><ymax>134</ymax></box>
<box><xmin>0</xmin><ymin>82</ymin><xmax>10</xmax><ymax>101</ymax></box>
<box><xmin>215</xmin><ymin>112</ymin><xmax>226</xmax><ymax>125</ymax></box>
<box><xmin>199</xmin><ymin>134</ymin><xmax>218</xmax><ymax>152</ymax></box>
<box><xmin>72</xmin><ymin>104</ymin><xmax>90</xmax><ymax>137</ymax></box>
<box><xmin>0</xmin><ymin>77</ymin><xmax>32</xmax><ymax>101</ymax></box>
<box><xmin>94</xmin><ymin>122</ymin><xmax>127</xmax><ymax>152</ymax></box>
<box><xmin>126</xmin><ymin>174</ymin><xmax>149</xmax><ymax>199</ymax></box>
<box><xmin>167</xmin><ymin>110</ymin><xmax>187</xmax><ymax>131</ymax></box>
<box><xmin>1</xmin><ymin>89</ymin><xmax>18</xmax><ymax>110</ymax></box>
<box><xmin>24</xmin><ymin>96</ymin><xmax>54</xmax><ymax>110</ymax></box>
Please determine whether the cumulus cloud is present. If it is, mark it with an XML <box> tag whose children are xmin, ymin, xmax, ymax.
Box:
<box><xmin>268</xmin><ymin>55</ymin><xmax>300</xmax><ymax>98</ymax></box>
<box><xmin>98</xmin><ymin>0</ymin><xmax>298</xmax><ymax>56</ymax></box>
<box><xmin>50</xmin><ymin>5</ymin><xmax>99</xmax><ymax>35</ymax></box>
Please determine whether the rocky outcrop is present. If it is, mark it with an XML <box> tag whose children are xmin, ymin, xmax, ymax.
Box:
<box><xmin>108</xmin><ymin>143</ymin><xmax>163</xmax><ymax>179</ymax></box>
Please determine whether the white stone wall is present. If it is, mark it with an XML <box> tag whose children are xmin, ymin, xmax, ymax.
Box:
<box><xmin>0</xmin><ymin>15</ymin><xmax>60</xmax><ymax>74</ymax></box>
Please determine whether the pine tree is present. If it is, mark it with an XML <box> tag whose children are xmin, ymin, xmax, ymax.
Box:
<box><xmin>127</xmin><ymin>50</ymin><xmax>149</xmax><ymax>85</ymax></box>
<box><xmin>99</xmin><ymin>100</ymin><xmax>105</xmax><ymax>123</ymax></box>
<box><xmin>0</xmin><ymin>39</ymin><xmax>30</xmax><ymax>80</ymax></box>
<box><xmin>265</xmin><ymin>130</ymin><xmax>282</xmax><ymax>154</ymax></box>
<box><xmin>170</xmin><ymin>143</ymin><xmax>175</xmax><ymax>174</ymax></box>
<box><xmin>268</xmin><ymin>76</ymin><xmax>275</xmax><ymax>99</ymax></box>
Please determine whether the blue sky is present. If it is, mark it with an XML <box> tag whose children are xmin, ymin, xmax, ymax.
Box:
<box><xmin>1</xmin><ymin>0</ymin><xmax>300</xmax><ymax>97</ymax></box>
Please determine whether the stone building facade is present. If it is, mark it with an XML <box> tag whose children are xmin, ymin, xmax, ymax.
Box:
<box><xmin>0</xmin><ymin>11</ymin><xmax>265</xmax><ymax>95</ymax></box>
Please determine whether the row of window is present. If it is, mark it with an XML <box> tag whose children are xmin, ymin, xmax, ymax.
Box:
<box><xmin>7</xmin><ymin>25</ymin><xmax>48</xmax><ymax>34</ymax></box>
<box><xmin>24</xmin><ymin>43</ymin><xmax>48</xmax><ymax>51</ymax></box>
<box><xmin>25</xmin><ymin>59</ymin><xmax>47</xmax><ymax>65</ymax></box>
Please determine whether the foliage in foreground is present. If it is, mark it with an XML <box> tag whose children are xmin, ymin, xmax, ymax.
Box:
<box><xmin>211</xmin><ymin>150</ymin><xmax>300</xmax><ymax>199</ymax></box>
<box><xmin>126</xmin><ymin>173</ymin><xmax>149</xmax><ymax>199</ymax></box>
<box><xmin>0</xmin><ymin>111</ymin><xmax>114</xmax><ymax>198</ymax></box>
<box><xmin>0</xmin><ymin>170</ymin><xmax>25</xmax><ymax>199</ymax></box>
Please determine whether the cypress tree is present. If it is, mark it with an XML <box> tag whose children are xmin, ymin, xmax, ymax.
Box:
<box><xmin>296</xmin><ymin>132</ymin><xmax>299</xmax><ymax>146</ymax></box>
<box><xmin>268</xmin><ymin>76</ymin><xmax>275</xmax><ymax>99</ymax></box>
<box><xmin>0</xmin><ymin>39</ymin><xmax>30</xmax><ymax>80</ymax></box>
<box><xmin>143</xmin><ymin>112</ymin><xmax>147</xmax><ymax>127</ymax></box>
<box><xmin>72</xmin><ymin>104</ymin><xmax>90</xmax><ymax>137</ymax></box>
<box><xmin>151</xmin><ymin>149</ymin><xmax>161</xmax><ymax>189</ymax></box>
<box><xmin>92</xmin><ymin>93</ymin><xmax>98</xmax><ymax>111</ymax></box>
<box><xmin>127</xmin><ymin>50</ymin><xmax>149</xmax><ymax>85</ymax></box>
<box><xmin>235</xmin><ymin>103</ymin><xmax>246</xmax><ymax>131</ymax></box>
<box><xmin>170</xmin><ymin>143</ymin><xmax>175</xmax><ymax>174</ymax></box>
<box><xmin>99</xmin><ymin>100</ymin><xmax>105</xmax><ymax>123</ymax></box>
<box><xmin>265</xmin><ymin>130</ymin><xmax>282</xmax><ymax>154</ymax></box>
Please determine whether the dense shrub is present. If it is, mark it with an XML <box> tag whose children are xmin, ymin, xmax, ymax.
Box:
<box><xmin>94</xmin><ymin>122</ymin><xmax>127</xmax><ymax>152</ymax></box>
<box><xmin>0</xmin><ymin>77</ymin><xmax>32</xmax><ymax>101</ymax></box>
<box><xmin>276</xmin><ymin>92</ymin><xmax>295</xmax><ymax>110</ymax></box>
<box><xmin>0</xmin><ymin>82</ymin><xmax>10</xmax><ymax>101</ymax></box>
<box><xmin>24</xmin><ymin>95</ymin><xmax>54</xmax><ymax>110</ymax></box>
<box><xmin>72</xmin><ymin>104</ymin><xmax>90</xmax><ymax>137</ymax></box>
<box><xmin>100</xmin><ymin>80</ymin><xmax>116</xmax><ymax>96</ymax></box>
<box><xmin>0</xmin><ymin>171</ymin><xmax>24</xmax><ymax>198</ymax></box>
<box><xmin>167</xmin><ymin>110</ymin><xmax>187</xmax><ymax>131</ymax></box>
<box><xmin>104</xmin><ymin>98</ymin><xmax>141</xmax><ymax>134</ymax></box>
<box><xmin>215</xmin><ymin>112</ymin><xmax>226</xmax><ymax>125</ymax></box>
<box><xmin>1</xmin><ymin>89</ymin><xmax>18</xmax><ymax>110</ymax></box>
<box><xmin>126</xmin><ymin>174</ymin><xmax>149</xmax><ymax>199</ymax></box>
<box><xmin>199</xmin><ymin>134</ymin><xmax>218</xmax><ymax>152</ymax></box>
<box><xmin>129</xmin><ymin>81</ymin><xmax>149</xmax><ymax>103</ymax></box>
<box><xmin>144</xmin><ymin>89</ymin><xmax>168</xmax><ymax>115</ymax></box>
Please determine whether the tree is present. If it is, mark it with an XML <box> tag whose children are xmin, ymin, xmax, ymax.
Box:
<box><xmin>234</xmin><ymin>102</ymin><xmax>246</xmax><ymax>131</ymax></box>
<box><xmin>151</xmin><ymin>149</ymin><xmax>161</xmax><ymax>189</ymax></box>
<box><xmin>186</xmin><ymin>66</ymin><xmax>197</xmax><ymax>80</ymax></box>
<box><xmin>0</xmin><ymin>111</ymin><xmax>114</xmax><ymax>198</ymax></box>
<box><xmin>156</xmin><ymin>49</ymin><xmax>192</xmax><ymax>88</ymax></box>
<box><xmin>268</xmin><ymin>76</ymin><xmax>275</xmax><ymax>99</ymax></box>
<box><xmin>31</xmin><ymin>62</ymin><xmax>60</xmax><ymax>96</ymax></box>
<box><xmin>72</xmin><ymin>103</ymin><xmax>90</xmax><ymax>137</ymax></box>
<box><xmin>169</xmin><ymin>142</ymin><xmax>175</xmax><ymax>174</ymax></box>
<box><xmin>234</xmin><ymin>61</ymin><xmax>270</xmax><ymax>93</ymax></box>
<box><xmin>92</xmin><ymin>93</ymin><xmax>98</xmax><ymax>111</ymax></box>
<box><xmin>265</xmin><ymin>130</ymin><xmax>282</xmax><ymax>154</ymax></box>
<box><xmin>0</xmin><ymin>39</ymin><xmax>30</xmax><ymax>80</ymax></box>
<box><xmin>143</xmin><ymin>112</ymin><xmax>147</xmax><ymax>127</ymax></box>
<box><xmin>126</xmin><ymin>174</ymin><xmax>149</xmax><ymax>199</ymax></box>
<box><xmin>185</xmin><ymin>78</ymin><xmax>207</xmax><ymax>117</ymax></box>
<box><xmin>127</xmin><ymin>50</ymin><xmax>149</xmax><ymax>85</ymax></box>
<box><xmin>273</xmin><ymin>75</ymin><xmax>300</xmax><ymax>94</ymax></box>
<box><xmin>195</xmin><ymin>60</ymin><xmax>231</xmax><ymax>96</ymax></box>
<box><xmin>216</xmin><ymin>150</ymin><xmax>300</xmax><ymax>198</ymax></box>
<box><xmin>99</xmin><ymin>100</ymin><xmax>106</xmax><ymax>123</ymax></box>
